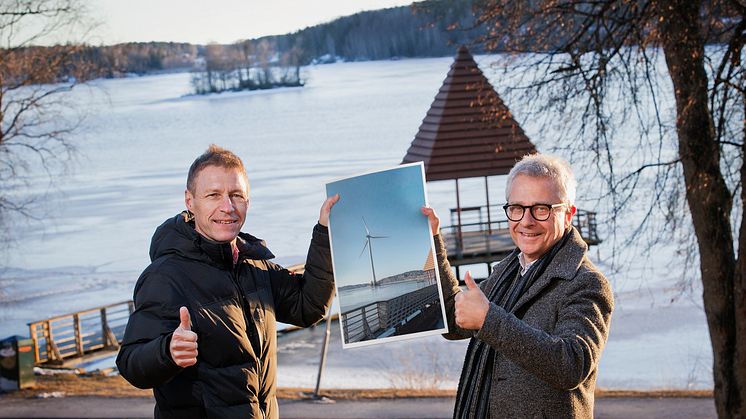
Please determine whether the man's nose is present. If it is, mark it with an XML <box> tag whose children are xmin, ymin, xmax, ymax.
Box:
<box><xmin>218</xmin><ymin>195</ymin><xmax>235</xmax><ymax>212</ymax></box>
<box><xmin>520</xmin><ymin>210</ymin><xmax>537</xmax><ymax>225</ymax></box>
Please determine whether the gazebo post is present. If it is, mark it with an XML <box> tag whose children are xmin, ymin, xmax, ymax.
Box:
<box><xmin>455</xmin><ymin>178</ymin><xmax>463</xmax><ymax>259</ymax></box>
<box><xmin>485</xmin><ymin>176</ymin><xmax>492</xmax><ymax>234</ymax></box>
<box><xmin>485</xmin><ymin>176</ymin><xmax>492</xmax><ymax>267</ymax></box>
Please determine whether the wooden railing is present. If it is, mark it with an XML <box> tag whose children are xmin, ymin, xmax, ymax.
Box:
<box><xmin>340</xmin><ymin>284</ymin><xmax>440</xmax><ymax>343</ymax></box>
<box><xmin>28</xmin><ymin>300</ymin><xmax>134</xmax><ymax>364</ymax></box>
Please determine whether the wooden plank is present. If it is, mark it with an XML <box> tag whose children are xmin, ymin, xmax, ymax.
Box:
<box><xmin>29</xmin><ymin>323</ymin><xmax>41</xmax><ymax>364</ymax></box>
<box><xmin>28</xmin><ymin>300</ymin><xmax>133</xmax><ymax>324</ymax></box>
<box><xmin>415</xmin><ymin>126</ymin><xmax>528</xmax><ymax>141</ymax></box>
<box><xmin>74</xmin><ymin>314</ymin><xmax>84</xmax><ymax>356</ymax></box>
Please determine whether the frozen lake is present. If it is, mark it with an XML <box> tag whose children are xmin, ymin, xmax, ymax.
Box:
<box><xmin>0</xmin><ymin>56</ymin><xmax>712</xmax><ymax>390</ymax></box>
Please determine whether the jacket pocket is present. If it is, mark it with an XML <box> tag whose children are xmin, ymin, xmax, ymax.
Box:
<box><xmin>195</xmin><ymin>297</ymin><xmax>253</xmax><ymax>365</ymax></box>
<box><xmin>198</xmin><ymin>363</ymin><xmax>261</xmax><ymax>408</ymax></box>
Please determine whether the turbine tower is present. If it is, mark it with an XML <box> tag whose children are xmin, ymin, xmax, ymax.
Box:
<box><xmin>359</xmin><ymin>217</ymin><xmax>388</xmax><ymax>287</ymax></box>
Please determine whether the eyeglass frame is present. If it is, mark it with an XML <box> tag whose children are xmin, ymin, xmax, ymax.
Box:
<box><xmin>502</xmin><ymin>202</ymin><xmax>568</xmax><ymax>222</ymax></box>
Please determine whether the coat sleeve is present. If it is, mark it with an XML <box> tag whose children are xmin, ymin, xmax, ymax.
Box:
<box><xmin>434</xmin><ymin>233</ymin><xmax>478</xmax><ymax>340</ymax></box>
<box><xmin>268</xmin><ymin>223</ymin><xmax>335</xmax><ymax>327</ymax></box>
<box><xmin>475</xmin><ymin>268</ymin><xmax>614</xmax><ymax>390</ymax></box>
<box><xmin>115</xmin><ymin>271</ymin><xmax>184</xmax><ymax>389</ymax></box>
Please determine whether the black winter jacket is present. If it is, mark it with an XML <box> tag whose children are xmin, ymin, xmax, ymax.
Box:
<box><xmin>116</xmin><ymin>212</ymin><xmax>334</xmax><ymax>419</ymax></box>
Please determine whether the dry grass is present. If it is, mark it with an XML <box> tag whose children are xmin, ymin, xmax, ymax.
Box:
<box><xmin>3</xmin><ymin>375</ymin><xmax>456</xmax><ymax>399</ymax></box>
<box><xmin>595</xmin><ymin>389</ymin><xmax>713</xmax><ymax>398</ymax></box>
<box><xmin>3</xmin><ymin>375</ymin><xmax>151</xmax><ymax>399</ymax></box>
<box><xmin>276</xmin><ymin>387</ymin><xmax>456</xmax><ymax>400</ymax></box>
<box><xmin>1</xmin><ymin>375</ymin><xmax>712</xmax><ymax>400</ymax></box>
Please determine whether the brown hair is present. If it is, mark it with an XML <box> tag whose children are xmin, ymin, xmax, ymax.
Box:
<box><xmin>186</xmin><ymin>144</ymin><xmax>248</xmax><ymax>193</ymax></box>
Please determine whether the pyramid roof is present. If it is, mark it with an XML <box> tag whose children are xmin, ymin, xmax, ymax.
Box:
<box><xmin>402</xmin><ymin>46</ymin><xmax>536</xmax><ymax>181</ymax></box>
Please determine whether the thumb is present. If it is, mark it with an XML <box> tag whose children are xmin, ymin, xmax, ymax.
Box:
<box><xmin>179</xmin><ymin>306</ymin><xmax>191</xmax><ymax>331</ymax></box>
<box><xmin>323</xmin><ymin>194</ymin><xmax>340</xmax><ymax>211</ymax></box>
<box><xmin>319</xmin><ymin>194</ymin><xmax>340</xmax><ymax>227</ymax></box>
<box><xmin>464</xmin><ymin>271</ymin><xmax>478</xmax><ymax>291</ymax></box>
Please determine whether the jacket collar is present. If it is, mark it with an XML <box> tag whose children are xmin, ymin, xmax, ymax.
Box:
<box><xmin>181</xmin><ymin>211</ymin><xmax>276</xmax><ymax>263</ymax></box>
<box><xmin>149</xmin><ymin>212</ymin><xmax>274</xmax><ymax>269</ymax></box>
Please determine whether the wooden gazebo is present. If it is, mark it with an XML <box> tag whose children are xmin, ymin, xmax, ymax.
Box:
<box><xmin>403</xmin><ymin>46</ymin><xmax>600</xmax><ymax>277</ymax></box>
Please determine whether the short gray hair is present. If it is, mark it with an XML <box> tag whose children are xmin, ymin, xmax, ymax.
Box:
<box><xmin>505</xmin><ymin>154</ymin><xmax>577</xmax><ymax>205</ymax></box>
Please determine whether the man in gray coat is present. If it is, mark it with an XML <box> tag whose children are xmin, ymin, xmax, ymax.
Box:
<box><xmin>422</xmin><ymin>153</ymin><xmax>613</xmax><ymax>418</ymax></box>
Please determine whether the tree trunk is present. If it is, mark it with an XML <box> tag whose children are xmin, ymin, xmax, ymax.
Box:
<box><xmin>656</xmin><ymin>0</ymin><xmax>743</xmax><ymax>417</ymax></box>
<box><xmin>735</xmin><ymin>75</ymin><xmax>746</xmax><ymax>418</ymax></box>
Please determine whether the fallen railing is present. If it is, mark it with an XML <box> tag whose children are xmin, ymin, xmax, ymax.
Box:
<box><xmin>28</xmin><ymin>300</ymin><xmax>134</xmax><ymax>364</ymax></box>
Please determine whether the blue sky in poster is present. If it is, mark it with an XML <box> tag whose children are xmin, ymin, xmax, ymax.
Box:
<box><xmin>326</xmin><ymin>163</ymin><xmax>433</xmax><ymax>288</ymax></box>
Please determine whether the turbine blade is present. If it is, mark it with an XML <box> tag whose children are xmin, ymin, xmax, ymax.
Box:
<box><xmin>362</xmin><ymin>216</ymin><xmax>370</xmax><ymax>235</ymax></box>
<box><xmin>369</xmin><ymin>235</ymin><xmax>388</xmax><ymax>239</ymax></box>
<box><xmin>358</xmin><ymin>239</ymin><xmax>369</xmax><ymax>257</ymax></box>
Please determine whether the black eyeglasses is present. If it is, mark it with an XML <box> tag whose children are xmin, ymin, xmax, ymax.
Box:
<box><xmin>502</xmin><ymin>203</ymin><xmax>567</xmax><ymax>222</ymax></box>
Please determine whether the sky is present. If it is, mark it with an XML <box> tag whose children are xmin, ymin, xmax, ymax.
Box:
<box><xmin>326</xmin><ymin>163</ymin><xmax>435</xmax><ymax>288</ymax></box>
<box><xmin>85</xmin><ymin>0</ymin><xmax>416</xmax><ymax>45</ymax></box>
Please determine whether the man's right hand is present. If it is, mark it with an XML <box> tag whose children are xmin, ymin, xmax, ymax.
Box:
<box><xmin>454</xmin><ymin>271</ymin><xmax>489</xmax><ymax>330</ymax></box>
<box><xmin>169</xmin><ymin>306</ymin><xmax>198</xmax><ymax>368</ymax></box>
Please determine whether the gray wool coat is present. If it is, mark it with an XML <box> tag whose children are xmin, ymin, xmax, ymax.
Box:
<box><xmin>435</xmin><ymin>227</ymin><xmax>614</xmax><ymax>418</ymax></box>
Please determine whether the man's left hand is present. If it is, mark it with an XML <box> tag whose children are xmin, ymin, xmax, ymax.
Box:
<box><xmin>420</xmin><ymin>206</ymin><xmax>440</xmax><ymax>236</ymax></box>
<box><xmin>454</xmin><ymin>271</ymin><xmax>489</xmax><ymax>330</ymax></box>
<box><xmin>319</xmin><ymin>194</ymin><xmax>340</xmax><ymax>227</ymax></box>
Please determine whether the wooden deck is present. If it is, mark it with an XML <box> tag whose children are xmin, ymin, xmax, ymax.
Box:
<box><xmin>442</xmin><ymin>228</ymin><xmax>516</xmax><ymax>266</ymax></box>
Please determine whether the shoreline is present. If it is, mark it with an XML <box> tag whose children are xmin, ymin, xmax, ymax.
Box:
<box><xmin>0</xmin><ymin>375</ymin><xmax>714</xmax><ymax>400</ymax></box>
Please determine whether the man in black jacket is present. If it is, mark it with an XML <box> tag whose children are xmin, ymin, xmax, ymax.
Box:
<box><xmin>116</xmin><ymin>145</ymin><xmax>338</xmax><ymax>419</ymax></box>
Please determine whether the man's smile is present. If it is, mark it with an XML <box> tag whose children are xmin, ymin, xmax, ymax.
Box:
<box><xmin>519</xmin><ymin>232</ymin><xmax>541</xmax><ymax>237</ymax></box>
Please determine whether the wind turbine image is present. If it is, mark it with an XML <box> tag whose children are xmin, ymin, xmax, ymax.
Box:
<box><xmin>359</xmin><ymin>216</ymin><xmax>388</xmax><ymax>287</ymax></box>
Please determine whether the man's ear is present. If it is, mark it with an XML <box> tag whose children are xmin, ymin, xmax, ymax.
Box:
<box><xmin>185</xmin><ymin>189</ymin><xmax>193</xmax><ymax>212</ymax></box>
<box><xmin>565</xmin><ymin>205</ymin><xmax>577</xmax><ymax>229</ymax></box>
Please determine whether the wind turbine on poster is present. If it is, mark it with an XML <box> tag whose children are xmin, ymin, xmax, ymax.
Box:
<box><xmin>359</xmin><ymin>216</ymin><xmax>388</xmax><ymax>287</ymax></box>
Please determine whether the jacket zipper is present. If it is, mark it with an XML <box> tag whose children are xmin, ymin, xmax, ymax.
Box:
<box><xmin>231</xmin><ymin>258</ymin><xmax>266</xmax><ymax>419</ymax></box>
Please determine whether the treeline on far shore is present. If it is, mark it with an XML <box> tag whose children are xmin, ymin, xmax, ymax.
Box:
<box><xmin>3</xmin><ymin>0</ymin><xmax>735</xmax><ymax>93</ymax></box>
<box><xmin>1</xmin><ymin>42</ymin><xmax>197</xmax><ymax>84</ymax></box>
<box><xmin>2</xmin><ymin>0</ymin><xmax>483</xmax><ymax>93</ymax></box>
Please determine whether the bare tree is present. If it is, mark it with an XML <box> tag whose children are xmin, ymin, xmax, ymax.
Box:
<box><xmin>421</xmin><ymin>0</ymin><xmax>744</xmax><ymax>416</ymax></box>
<box><xmin>0</xmin><ymin>0</ymin><xmax>91</xmax><ymax>247</ymax></box>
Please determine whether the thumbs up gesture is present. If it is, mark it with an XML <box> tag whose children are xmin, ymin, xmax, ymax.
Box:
<box><xmin>454</xmin><ymin>271</ymin><xmax>489</xmax><ymax>330</ymax></box>
<box><xmin>169</xmin><ymin>306</ymin><xmax>198</xmax><ymax>368</ymax></box>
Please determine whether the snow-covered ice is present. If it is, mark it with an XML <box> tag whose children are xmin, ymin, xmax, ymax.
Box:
<box><xmin>0</xmin><ymin>56</ymin><xmax>713</xmax><ymax>390</ymax></box>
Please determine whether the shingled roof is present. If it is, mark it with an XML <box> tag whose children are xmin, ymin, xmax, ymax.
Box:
<box><xmin>402</xmin><ymin>46</ymin><xmax>536</xmax><ymax>181</ymax></box>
